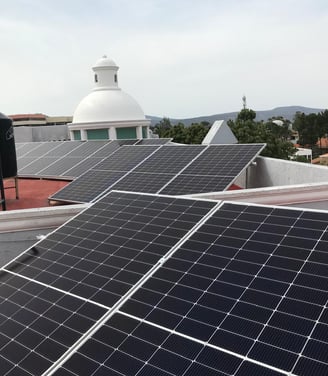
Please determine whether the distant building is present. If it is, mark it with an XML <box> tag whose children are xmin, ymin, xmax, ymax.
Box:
<box><xmin>10</xmin><ymin>114</ymin><xmax>72</xmax><ymax>127</ymax></box>
<box><xmin>69</xmin><ymin>56</ymin><xmax>150</xmax><ymax>141</ymax></box>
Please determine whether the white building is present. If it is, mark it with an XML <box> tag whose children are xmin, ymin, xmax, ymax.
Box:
<box><xmin>69</xmin><ymin>56</ymin><xmax>150</xmax><ymax>141</ymax></box>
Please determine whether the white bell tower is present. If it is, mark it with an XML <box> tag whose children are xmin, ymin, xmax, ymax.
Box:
<box><xmin>92</xmin><ymin>55</ymin><xmax>119</xmax><ymax>91</ymax></box>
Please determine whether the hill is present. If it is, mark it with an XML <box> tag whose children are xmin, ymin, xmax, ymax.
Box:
<box><xmin>146</xmin><ymin>105</ymin><xmax>325</xmax><ymax>126</ymax></box>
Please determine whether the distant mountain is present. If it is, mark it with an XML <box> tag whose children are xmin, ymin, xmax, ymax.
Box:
<box><xmin>146</xmin><ymin>106</ymin><xmax>325</xmax><ymax>127</ymax></box>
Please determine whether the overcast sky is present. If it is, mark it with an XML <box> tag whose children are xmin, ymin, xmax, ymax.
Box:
<box><xmin>1</xmin><ymin>0</ymin><xmax>327</xmax><ymax>119</ymax></box>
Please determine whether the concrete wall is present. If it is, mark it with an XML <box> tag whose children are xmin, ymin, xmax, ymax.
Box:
<box><xmin>247</xmin><ymin>156</ymin><xmax>328</xmax><ymax>188</ymax></box>
<box><xmin>14</xmin><ymin>125</ymin><xmax>69</xmax><ymax>142</ymax></box>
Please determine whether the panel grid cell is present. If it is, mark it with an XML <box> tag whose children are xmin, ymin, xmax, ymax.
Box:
<box><xmin>0</xmin><ymin>272</ymin><xmax>106</xmax><ymax>376</ymax></box>
<box><xmin>110</xmin><ymin>172</ymin><xmax>176</xmax><ymax>193</ymax></box>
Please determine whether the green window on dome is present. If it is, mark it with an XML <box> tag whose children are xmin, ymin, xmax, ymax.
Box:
<box><xmin>72</xmin><ymin>130</ymin><xmax>81</xmax><ymax>140</ymax></box>
<box><xmin>116</xmin><ymin>127</ymin><xmax>137</xmax><ymax>139</ymax></box>
<box><xmin>86</xmin><ymin>129</ymin><xmax>109</xmax><ymax>140</ymax></box>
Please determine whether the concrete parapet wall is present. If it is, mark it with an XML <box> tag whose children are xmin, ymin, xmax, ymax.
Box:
<box><xmin>247</xmin><ymin>156</ymin><xmax>328</xmax><ymax>188</ymax></box>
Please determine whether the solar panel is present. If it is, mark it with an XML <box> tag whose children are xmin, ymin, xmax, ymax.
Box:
<box><xmin>6</xmin><ymin>191</ymin><xmax>216</xmax><ymax>308</ymax></box>
<box><xmin>41</xmin><ymin>141</ymin><xmax>82</xmax><ymax>157</ymax></box>
<box><xmin>110</xmin><ymin>172</ymin><xmax>176</xmax><ymax>193</ymax></box>
<box><xmin>136</xmin><ymin>138</ymin><xmax>172</xmax><ymax>145</ymax></box>
<box><xmin>118</xmin><ymin>202</ymin><xmax>328</xmax><ymax>375</ymax></box>
<box><xmin>50</xmin><ymin>143</ymin><xmax>264</xmax><ymax>204</ymax></box>
<box><xmin>18</xmin><ymin>142</ymin><xmax>63</xmax><ymax>158</ymax></box>
<box><xmin>159</xmin><ymin>143</ymin><xmax>265</xmax><ymax>195</ymax></box>
<box><xmin>50</xmin><ymin>170</ymin><xmax>128</xmax><ymax>203</ymax></box>
<box><xmin>133</xmin><ymin>145</ymin><xmax>206</xmax><ymax>174</ymax></box>
<box><xmin>15</xmin><ymin>142</ymin><xmax>40</xmax><ymax>158</ymax></box>
<box><xmin>0</xmin><ymin>271</ymin><xmax>106</xmax><ymax>376</ymax></box>
<box><xmin>51</xmin><ymin>146</ymin><xmax>160</xmax><ymax>203</ymax></box>
<box><xmin>93</xmin><ymin>145</ymin><xmax>159</xmax><ymax>172</ymax></box>
<box><xmin>16</xmin><ymin>141</ymin><xmax>118</xmax><ymax>179</ymax></box>
<box><xmin>1</xmin><ymin>192</ymin><xmax>328</xmax><ymax>375</ymax></box>
<box><xmin>19</xmin><ymin>157</ymin><xmax>58</xmax><ymax>175</ymax></box>
<box><xmin>159</xmin><ymin>174</ymin><xmax>236</xmax><ymax>195</ymax></box>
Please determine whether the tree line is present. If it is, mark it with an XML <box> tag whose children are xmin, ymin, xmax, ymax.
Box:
<box><xmin>152</xmin><ymin>108</ymin><xmax>298</xmax><ymax>160</ymax></box>
<box><xmin>293</xmin><ymin>110</ymin><xmax>328</xmax><ymax>148</ymax></box>
<box><xmin>152</xmin><ymin>118</ymin><xmax>211</xmax><ymax>144</ymax></box>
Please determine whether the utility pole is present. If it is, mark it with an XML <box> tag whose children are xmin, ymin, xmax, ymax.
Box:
<box><xmin>242</xmin><ymin>95</ymin><xmax>247</xmax><ymax>110</ymax></box>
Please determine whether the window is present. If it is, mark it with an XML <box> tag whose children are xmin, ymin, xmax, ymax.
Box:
<box><xmin>114</xmin><ymin>74</ymin><xmax>117</xmax><ymax>83</ymax></box>
<box><xmin>94</xmin><ymin>74</ymin><xmax>98</xmax><ymax>83</ymax></box>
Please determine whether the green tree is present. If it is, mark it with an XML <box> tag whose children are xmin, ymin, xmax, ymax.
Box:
<box><xmin>317</xmin><ymin>110</ymin><xmax>328</xmax><ymax>147</ymax></box>
<box><xmin>153</xmin><ymin>117</ymin><xmax>172</xmax><ymax>138</ymax></box>
<box><xmin>228</xmin><ymin>108</ymin><xmax>296</xmax><ymax>160</ymax></box>
<box><xmin>184</xmin><ymin>122</ymin><xmax>210</xmax><ymax>144</ymax></box>
<box><xmin>293</xmin><ymin>112</ymin><xmax>318</xmax><ymax>146</ymax></box>
<box><xmin>153</xmin><ymin>119</ymin><xmax>210</xmax><ymax>144</ymax></box>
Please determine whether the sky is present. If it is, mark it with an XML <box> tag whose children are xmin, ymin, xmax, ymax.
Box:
<box><xmin>1</xmin><ymin>0</ymin><xmax>328</xmax><ymax>119</ymax></box>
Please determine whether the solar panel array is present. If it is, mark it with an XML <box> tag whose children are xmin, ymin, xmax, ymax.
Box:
<box><xmin>16</xmin><ymin>139</ymin><xmax>172</xmax><ymax>179</ymax></box>
<box><xmin>1</xmin><ymin>190</ymin><xmax>328</xmax><ymax>375</ymax></box>
<box><xmin>51</xmin><ymin>143</ymin><xmax>265</xmax><ymax>203</ymax></box>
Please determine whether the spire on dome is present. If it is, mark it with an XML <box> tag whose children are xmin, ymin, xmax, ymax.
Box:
<box><xmin>92</xmin><ymin>55</ymin><xmax>119</xmax><ymax>90</ymax></box>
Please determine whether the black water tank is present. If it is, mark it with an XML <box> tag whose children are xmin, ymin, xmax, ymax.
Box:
<box><xmin>0</xmin><ymin>113</ymin><xmax>17</xmax><ymax>178</ymax></box>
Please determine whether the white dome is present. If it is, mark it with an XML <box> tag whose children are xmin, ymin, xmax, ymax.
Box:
<box><xmin>73</xmin><ymin>89</ymin><xmax>146</xmax><ymax>123</ymax></box>
<box><xmin>72</xmin><ymin>55</ymin><xmax>146</xmax><ymax>124</ymax></box>
<box><xmin>93</xmin><ymin>55</ymin><xmax>118</xmax><ymax>69</ymax></box>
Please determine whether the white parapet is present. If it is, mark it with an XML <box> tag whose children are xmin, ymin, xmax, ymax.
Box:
<box><xmin>0</xmin><ymin>204</ymin><xmax>88</xmax><ymax>233</ymax></box>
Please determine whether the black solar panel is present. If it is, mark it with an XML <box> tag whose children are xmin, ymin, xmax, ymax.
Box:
<box><xmin>38</xmin><ymin>157</ymin><xmax>86</xmax><ymax>177</ymax></box>
<box><xmin>93</xmin><ymin>145</ymin><xmax>159</xmax><ymax>172</ymax></box>
<box><xmin>119</xmin><ymin>202</ymin><xmax>328</xmax><ymax>375</ymax></box>
<box><xmin>0</xmin><ymin>271</ymin><xmax>106</xmax><ymax>376</ymax></box>
<box><xmin>159</xmin><ymin>143</ymin><xmax>265</xmax><ymax>195</ymax></box>
<box><xmin>55</xmin><ymin>312</ymin><xmax>249</xmax><ymax>376</ymax></box>
<box><xmin>133</xmin><ymin>145</ymin><xmax>206</xmax><ymax>174</ymax></box>
<box><xmin>41</xmin><ymin>141</ymin><xmax>82</xmax><ymax>157</ymax></box>
<box><xmin>50</xmin><ymin>170</ymin><xmax>127</xmax><ymax>203</ymax></box>
<box><xmin>19</xmin><ymin>142</ymin><xmax>63</xmax><ymax>158</ymax></box>
<box><xmin>61</xmin><ymin>158</ymin><xmax>103</xmax><ymax>178</ymax></box>
<box><xmin>50</xmin><ymin>144</ymin><xmax>264</xmax><ymax>203</ymax></box>
<box><xmin>159</xmin><ymin>174</ymin><xmax>236</xmax><ymax>195</ymax></box>
<box><xmin>181</xmin><ymin>144</ymin><xmax>265</xmax><ymax>176</ymax></box>
<box><xmin>6</xmin><ymin>191</ymin><xmax>216</xmax><ymax>308</ymax></box>
<box><xmin>1</xmin><ymin>191</ymin><xmax>328</xmax><ymax>375</ymax></box>
<box><xmin>136</xmin><ymin>138</ymin><xmax>172</xmax><ymax>145</ymax></box>
<box><xmin>19</xmin><ymin>157</ymin><xmax>58</xmax><ymax>175</ymax></box>
<box><xmin>16</xmin><ymin>141</ymin><xmax>119</xmax><ymax>179</ymax></box>
<box><xmin>110</xmin><ymin>172</ymin><xmax>176</xmax><ymax>193</ymax></box>
<box><xmin>15</xmin><ymin>142</ymin><xmax>42</xmax><ymax>157</ymax></box>
<box><xmin>51</xmin><ymin>146</ymin><xmax>160</xmax><ymax>203</ymax></box>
